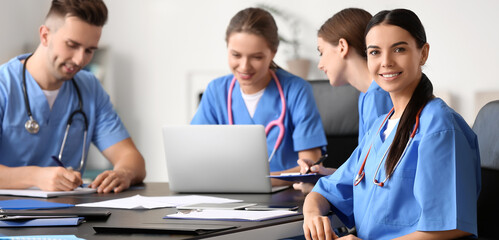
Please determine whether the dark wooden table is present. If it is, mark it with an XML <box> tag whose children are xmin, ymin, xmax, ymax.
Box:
<box><xmin>0</xmin><ymin>182</ymin><xmax>307</xmax><ymax>239</ymax></box>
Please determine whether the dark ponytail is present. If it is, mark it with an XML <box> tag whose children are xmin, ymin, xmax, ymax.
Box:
<box><xmin>365</xmin><ymin>9</ymin><xmax>433</xmax><ymax>176</ymax></box>
<box><xmin>386</xmin><ymin>74</ymin><xmax>434</xmax><ymax>175</ymax></box>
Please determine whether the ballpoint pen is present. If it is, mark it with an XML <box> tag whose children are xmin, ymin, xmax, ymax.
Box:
<box><xmin>305</xmin><ymin>154</ymin><xmax>328</xmax><ymax>174</ymax></box>
<box><xmin>51</xmin><ymin>156</ymin><xmax>66</xmax><ymax>168</ymax></box>
<box><xmin>52</xmin><ymin>156</ymin><xmax>75</xmax><ymax>170</ymax></box>
<box><xmin>52</xmin><ymin>156</ymin><xmax>83</xmax><ymax>188</ymax></box>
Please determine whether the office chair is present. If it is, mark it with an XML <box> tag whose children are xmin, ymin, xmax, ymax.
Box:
<box><xmin>308</xmin><ymin>80</ymin><xmax>360</xmax><ymax>168</ymax></box>
<box><xmin>472</xmin><ymin>100</ymin><xmax>499</xmax><ymax>239</ymax></box>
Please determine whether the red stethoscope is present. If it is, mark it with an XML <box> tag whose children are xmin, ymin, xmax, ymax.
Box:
<box><xmin>354</xmin><ymin>107</ymin><xmax>422</xmax><ymax>187</ymax></box>
<box><xmin>227</xmin><ymin>70</ymin><xmax>285</xmax><ymax>162</ymax></box>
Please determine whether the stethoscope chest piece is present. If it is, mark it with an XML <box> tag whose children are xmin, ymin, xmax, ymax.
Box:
<box><xmin>21</xmin><ymin>53</ymin><xmax>88</xmax><ymax>170</ymax></box>
<box><xmin>25</xmin><ymin>117</ymin><xmax>40</xmax><ymax>134</ymax></box>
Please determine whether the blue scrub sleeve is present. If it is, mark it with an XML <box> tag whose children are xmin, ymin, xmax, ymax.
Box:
<box><xmin>91</xmin><ymin>83</ymin><xmax>130</xmax><ymax>151</ymax></box>
<box><xmin>358</xmin><ymin>89</ymin><xmax>392</xmax><ymax>143</ymax></box>
<box><xmin>0</xmin><ymin>81</ymin><xmax>7</xmax><ymax>137</ymax></box>
<box><xmin>414</xmin><ymin>130</ymin><xmax>480</xmax><ymax>236</ymax></box>
<box><xmin>312</xmin><ymin>142</ymin><xmax>365</xmax><ymax>228</ymax></box>
<box><xmin>191</xmin><ymin>81</ymin><xmax>222</xmax><ymax>124</ymax></box>
<box><xmin>288</xmin><ymin>82</ymin><xmax>327</xmax><ymax>151</ymax></box>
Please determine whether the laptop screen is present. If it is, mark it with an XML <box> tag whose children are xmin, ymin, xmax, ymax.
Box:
<box><xmin>162</xmin><ymin>125</ymin><xmax>279</xmax><ymax>193</ymax></box>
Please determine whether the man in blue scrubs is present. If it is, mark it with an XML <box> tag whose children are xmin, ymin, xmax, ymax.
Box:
<box><xmin>0</xmin><ymin>0</ymin><xmax>145</xmax><ymax>193</ymax></box>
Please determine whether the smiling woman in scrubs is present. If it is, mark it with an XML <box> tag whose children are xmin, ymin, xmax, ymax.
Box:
<box><xmin>191</xmin><ymin>8</ymin><xmax>327</xmax><ymax>185</ymax></box>
<box><xmin>303</xmin><ymin>9</ymin><xmax>481</xmax><ymax>239</ymax></box>
<box><xmin>294</xmin><ymin>8</ymin><xmax>393</xmax><ymax>194</ymax></box>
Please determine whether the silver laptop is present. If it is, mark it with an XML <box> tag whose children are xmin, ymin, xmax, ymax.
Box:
<box><xmin>162</xmin><ymin>125</ymin><xmax>288</xmax><ymax>193</ymax></box>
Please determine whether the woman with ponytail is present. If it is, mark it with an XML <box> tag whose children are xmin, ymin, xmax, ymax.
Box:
<box><xmin>294</xmin><ymin>8</ymin><xmax>393</xmax><ymax>194</ymax></box>
<box><xmin>303</xmin><ymin>9</ymin><xmax>481</xmax><ymax>239</ymax></box>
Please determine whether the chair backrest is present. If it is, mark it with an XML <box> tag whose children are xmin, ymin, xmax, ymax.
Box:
<box><xmin>472</xmin><ymin>100</ymin><xmax>499</xmax><ymax>238</ymax></box>
<box><xmin>308</xmin><ymin>80</ymin><xmax>360</xmax><ymax>168</ymax></box>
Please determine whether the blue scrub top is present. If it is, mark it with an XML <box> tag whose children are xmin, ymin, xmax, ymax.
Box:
<box><xmin>191</xmin><ymin>68</ymin><xmax>327</xmax><ymax>172</ymax></box>
<box><xmin>358</xmin><ymin>80</ymin><xmax>392</xmax><ymax>143</ymax></box>
<box><xmin>313</xmin><ymin>98</ymin><xmax>481</xmax><ymax>239</ymax></box>
<box><xmin>0</xmin><ymin>54</ymin><xmax>130</xmax><ymax>173</ymax></box>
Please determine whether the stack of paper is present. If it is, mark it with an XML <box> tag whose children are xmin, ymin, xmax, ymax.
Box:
<box><xmin>164</xmin><ymin>209</ymin><xmax>299</xmax><ymax>222</ymax></box>
<box><xmin>76</xmin><ymin>194</ymin><xmax>243</xmax><ymax>209</ymax></box>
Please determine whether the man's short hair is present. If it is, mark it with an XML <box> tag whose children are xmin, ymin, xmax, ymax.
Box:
<box><xmin>46</xmin><ymin>0</ymin><xmax>108</xmax><ymax>26</ymax></box>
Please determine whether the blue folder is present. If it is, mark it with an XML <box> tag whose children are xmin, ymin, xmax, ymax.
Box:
<box><xmin>0</xmin><ymin>217</ymin><xmax>84</xmax><ymax>227</ymax></box>
<box><xmin>0</xmin><ymin>199</ymin><xmax>74</xmax><ymax>210</ymax></box>
<box><xmin>268</xmin><ymin>173</ymin><xmax>325</xmax><ymax>183</ymax></box>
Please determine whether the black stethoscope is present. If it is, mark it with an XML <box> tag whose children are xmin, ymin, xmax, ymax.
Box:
<box><xmin>22</xmin><ymin>54</ymin><xmax>88</xmax><ymax>171</ymax></box>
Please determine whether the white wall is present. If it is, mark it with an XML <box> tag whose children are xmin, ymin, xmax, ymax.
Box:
<box><xmin>2</xmin><ymin>1</ymin><xmax>499</xmax><ymax>182</ymax></box>
<box><xmin>0</xmin><ymin>0</ymin><xmax>48</xmax><ymax>63</ymax></box>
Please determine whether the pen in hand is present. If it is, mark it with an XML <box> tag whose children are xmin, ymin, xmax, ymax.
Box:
<box><xmin>51</xmin><ymin>156</ymin><xmax>74</xmax><ymax>170</ymax></box>
<box><xmin>51</xmin><ymin>156</ymin><xmax>82</xmax><ymax>188</ymax></box>
<box><xmin>51</xmin><ymin>156</ymin><xmax>66</xmax><ymax>168</ymax></box>
<box><xmin>305</xmin><ymin>154</ymin><xmax>328</xmax><ymax>174</ymax></box>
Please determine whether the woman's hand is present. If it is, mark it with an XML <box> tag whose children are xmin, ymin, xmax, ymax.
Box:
<box><xmin>293</xmin><ymin>182</ymin><xmax>315</xmax><ymax>195</ymax></box>
<box><xmin>336</xmin><ymin>235</ymin><xmax>361</xmax><ymax>240</ymax></box>
<box><xmin>303</xmin><ymin>214</ymin><xmax>337</xmax><ymax>240</ymax></box>
<box><xmin>297</xmin><ymin>158</ymin><xmax>336</xmax><ymax>175</ymax></box>
<box><xmin>294</xmin><ymin>158</ymin><xmax>336</xmax><ymax>194</ymax></box>
<box><xmin>303</xmin><ymin>192</ymin><xmax>340</xmax><ymax>240</ymax></box>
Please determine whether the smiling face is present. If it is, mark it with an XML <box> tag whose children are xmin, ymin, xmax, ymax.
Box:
<box><xmin>365</xmin><ymin>24</ymin><xmax>428</xmax><ymax>98</ymax></box>
<box><xmin>317</xmin><ymin>37</ymin><xmax>348</xmax><ymax>87</ymax></box>
<box><xmin>227</xmin><ymin>32</ymin><xmax>275</xmax><ymax>94</ymax></box>
<box><xmin>42</xmin><ymin>16</ymin><xmax>102</xmax><ymax>88</ymax></box>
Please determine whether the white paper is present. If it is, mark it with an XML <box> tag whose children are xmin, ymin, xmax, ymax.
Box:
<box><xmin>165</xmin><ymin>209</ymin><xmax>299</xmax><ymax>221</ymax></box>
<box><xmin>0</xmin><ymin>187</ymin><xmax>96</xmax><ymax>198</ymax></box>
<box><xmin>76</xmin><ymin>194</ymin><xmax>243</xmax><ymax>209</ymax></box>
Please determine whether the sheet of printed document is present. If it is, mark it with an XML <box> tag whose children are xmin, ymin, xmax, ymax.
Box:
<box><xmin>0</xmin><ymin>187</ymin><xmax>96</xmax><ymax>198</ymax></box>
<box><xmin>76</xmin><ymin>194</ymin><xmax>243</xmax><ymax>209</ymax></box>
<box><xmin>164</xmin><ymin>209</ymin><xmax>300</xmax><ymax>221</ymax></box>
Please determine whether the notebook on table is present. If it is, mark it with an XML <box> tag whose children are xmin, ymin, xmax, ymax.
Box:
<box><xmin>162</xmin><ymin>125</ymin><xmax>288</xmax><ymax>193</ymax></box>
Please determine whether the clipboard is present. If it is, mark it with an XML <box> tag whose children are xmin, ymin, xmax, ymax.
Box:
<box><xmin>164</xmin><ymin>209</ymin><xmax>300</xmax><ymax>222</ymax></box>
<box><xmin>177</xmin><ymin>202</ymin><xmax>257</xmax><ymax>210</ymax></box>
<box><xmin>268</xmin><ymin>173</ymin><xmax>325</xmax><ymax>183</ymax></box>
<box><xmin>93</xmin><ymin>223</ymin><xmax>237</xmax><ymax>235</ymax></box>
